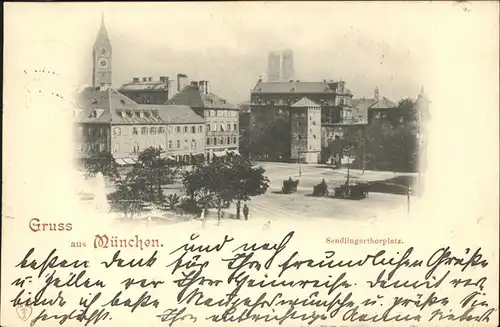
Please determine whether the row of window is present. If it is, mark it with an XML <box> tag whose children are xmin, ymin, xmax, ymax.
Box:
<box><xmin>292</xmin><ymin>133</ymin><xmax>317</xmax><ymax>140</ymax></box>
<box><xmin>77</xmin><ymin>126</ymin><xmax>107</xmax><ymax>137</ymax></box>
<box><xmin>206</xmin><ymin>136</ymin><xmax>238</xmax><ymax>146</ymax></box>
<box><xmin>110</xmin><ymin>125</ymin><xmax>204</xmax><ymax>137</ymax></box>
<box><xmin>205</xmin><ymin>110</ymin><xmax>238</xmax><ymax>117</ymax></box>
<box><xmin>251</xmin><ymin>98</ymin><xmax>351</xmax><ymax>106</ymax></box>
<box><xmin>206</xmin><ymin>122</ymin><xmax>238</xmax><ymax>133</ymax></box>
<box><xmin>77</xmin><ymin>143</ymin><xmax>107</xmax><ymax>152</ymax></box>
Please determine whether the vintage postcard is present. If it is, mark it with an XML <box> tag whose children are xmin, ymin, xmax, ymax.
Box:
<box><xmin>2</xmin><ymin>2</ymin><xmax>499</xmax><ymax>327</ymax></box>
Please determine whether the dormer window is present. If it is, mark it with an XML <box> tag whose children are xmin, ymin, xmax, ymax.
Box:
<box><xmin>135</xmin><ymin>111</ymin><xmax>140</xmax><ymax>118</ymax></box>
<box><xmin>126</xmin><ymin>111</ymin><xmax>133</xmax><ymax>118</ymax></box>
<box><xmin>120</xmin><ymin>99</ymin><xmax>126</xmax><ymax>105</ymax></box>
<box><xmin>152</xmin><ymin>110</ymin><xmax>159</xmax><ymax>118</ymax></box>
<box><xmin>92</xmin><ymin>99</ymin><xmax>98</xmax><ymax>105</ymax></box>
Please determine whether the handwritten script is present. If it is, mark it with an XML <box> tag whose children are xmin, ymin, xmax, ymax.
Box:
<box><xmin>9</xmin><ymin>231</ymin><xmax>497</xmax><ymax>326</ymax></box>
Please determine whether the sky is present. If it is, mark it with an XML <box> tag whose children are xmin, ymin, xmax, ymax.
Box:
<box><xmin>5</xmin><ymin>2</ymin><xmax>494</xmax><ymax>104</ymax></box>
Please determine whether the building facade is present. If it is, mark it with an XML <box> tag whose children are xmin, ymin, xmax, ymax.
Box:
<box><xmin>290</xmin><ymin>98</ymin><xmax>322</xmax><ymax>163</ymax></box>
<box><xmin>167</xmin><ymin>80</ymin><xmax>239</xmax><ymax>162</ymax></box>
<box><xmin>118</xmin><ymin>76</ymin><xmax>171</xmax><ymax>105</ymax></box>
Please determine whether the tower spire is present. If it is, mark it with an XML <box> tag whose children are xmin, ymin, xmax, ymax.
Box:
<box><xmin>374</xmin><ymin>85</ymin><xmax>380</xmax><ymax>101</ymax></box>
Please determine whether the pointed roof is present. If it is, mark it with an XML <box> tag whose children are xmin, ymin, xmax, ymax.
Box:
<box><xmin>167</xmin><ymin>85</ymin><xmax>238</xmax><ymax>109</ymax></box>
<box><xmin>369</xmin><ymin>97</ymin><xmax>397</xmax><ymax>109</ymax></box>
<box><xmin>75</xmin><ymin>87</ymin><xmax>205</xmax><ymax>125</ymax></box>
<box><xmin>94</xmin><ymin>14</ymin><xmax>110</xmax><ymax>47</ymax></box>
<box><xmin>291</xmin><ymin>97</ymin><xmax>320</xmax><ymax>108</ymax></box>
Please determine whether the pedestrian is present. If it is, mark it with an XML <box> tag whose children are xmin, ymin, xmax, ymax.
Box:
<box><xmin>243</xmin><ymin>204</ymin><xmax>249</xmax><ymax>221</ymax></box>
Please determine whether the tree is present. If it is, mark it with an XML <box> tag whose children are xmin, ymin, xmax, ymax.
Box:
<box><xmin>245</xmin><ymin>118</ymin><xmax>290</xmax><ymax>161</ymax></box>
<box><xmin>130</xmin><ymin>147</ymin><xmax>181</xmax><ymax>203</ymax></box>
<box><xmin>107</xmin><ymin>173</ymin><xmax>150</xmax><ymax>218</ymax></box>
<box><xmin>84</xmin><ymin>151</ymin><xmax>120</xmax><ymax>180</ymax></box>
<box><xmin>225</xmin><ymin>153</ymin><xmax>269</xmax><ymax>218</ymax></box>
<box><xmin>182</xmin><ymin>152</ymin><xmax>269</xmax><ymax>223</ymax></box>
<box><xmin>345</xmin><ymin>98</ymin><xmax>421</xmax><ymax>172</ymax></box>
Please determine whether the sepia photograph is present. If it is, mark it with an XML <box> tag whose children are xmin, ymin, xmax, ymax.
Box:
<box><xmin>72</xmin><ymin>7</ymin><xmax>430</xmax><ymax>227</ymax></box>
<box><xmin>2</xmin><ymin>2</ymin><xmax>498</xmax><ymax>327</ymax></box>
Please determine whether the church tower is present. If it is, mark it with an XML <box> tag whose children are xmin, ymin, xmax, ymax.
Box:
<box><xmin>92</xmin><ymin>14</ymin><xmax>112</xmax><ymax>88</ymax></box>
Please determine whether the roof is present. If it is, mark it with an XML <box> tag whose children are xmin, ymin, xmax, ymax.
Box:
<box><xmin>167</xmin><ymin>85</ymin><xmax>238</xmax><ymax>109</ymax></box>
<box><xmin>118</xmin><ymin>81</ymin><xmax>169</xmax><ymax>92</ymax></box>
<box><xmin>291</xmin><ymin>97</ymin><xmax>321</xmax><ymax>108</ymax></box>
<box><xmin>94</xmin><ymin>15</ymin><xmax>110</xmax><ymax>48</ymax></box>
<box><xmin>74</xmin><ymin>87</ymin><xmax>204</xmax><ymax>125</ymax></box>
<box><xmin>252</xmin><ymin>81</ymin><xmax>333</xmax><ymax>93</ymax></box>
<box><xmin>352</xmin><ymin>98</ymin><xmax>377</xmax><ymax>117</ymax></box>
<box><xmin>370</xmin><ymin>97</ymin><xmax>397</xmax><ymax>109</ymax></box>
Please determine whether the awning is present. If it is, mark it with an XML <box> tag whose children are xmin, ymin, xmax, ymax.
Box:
<box><xmin>212</xmin><ymin>151</ymin><xmax>226</xmax><ymax>157</ymax></box>
<box><xmin>116</xmin><ymin>157</ymin><xmax>138</xmax><ymax>166</ymax></box>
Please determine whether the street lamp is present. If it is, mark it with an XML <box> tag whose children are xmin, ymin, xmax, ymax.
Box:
<box><xmin>407</xmin><ymin>185</ymin><xmax>412</xmax><ymax>214</ymax></box>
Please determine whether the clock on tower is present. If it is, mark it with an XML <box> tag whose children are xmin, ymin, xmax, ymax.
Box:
<box><xmin>92</xmin><ymin>15</ymin><xmax>112</xmax><ymax>88</ymax></box>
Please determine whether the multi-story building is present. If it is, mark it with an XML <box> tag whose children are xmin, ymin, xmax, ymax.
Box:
<box><xmin>118</xmin><ymin>76</ymin><xmax>172</xmax><ymax>105</ymax></box>
<box><xmin>282</xmin><ymin>49</ymin><xmax>295</xmax><ymax>81</ymax></box>
<box><xmin>167</xmin><ymin>80</ymin><xmax>239</xmax><ymax>161</ymax></box>
<box><xmin>75</xmin><ymin>88</ymin><xmax>205</xmax><ymax>165</ymax></box>
<box><xmin>267</xmin><ymin>51</ymin><xmax>281</xmax><ymax>82</ymax></box>
<box><xmin>250</xmin><ymin>78</ymin><xmax>359</xmax><ymax>161</ymax></box>
<box><xmin>290</xmin><ymin>98</ymin><xmax>322</xmax><ymax>163</ymax></box>
<box><xmin>251</xmin><ymin>79</ymin><xmax>354</xmax><ymax>125</ymax></box>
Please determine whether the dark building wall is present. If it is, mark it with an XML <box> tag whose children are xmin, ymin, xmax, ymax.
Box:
<box><xmin>119</xmin><ymin>90</ymin><xmax>169</xmax><ymax>105</ymax></box>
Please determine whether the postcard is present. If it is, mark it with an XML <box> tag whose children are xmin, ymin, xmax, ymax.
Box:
<box><xmin>2</xmin><ymin>2</ymin><xmax>499</xmax><ymax>327</ymax></box>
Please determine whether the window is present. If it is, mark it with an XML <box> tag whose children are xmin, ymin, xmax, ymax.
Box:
<box><xmin>184</xmin><ymin>126</ymin><xmax>188</xmax><ymax>133</ymax></box>
<box><xmin>233</xmin><ymin>123</ymin><xmax>237</xmax><ymax>131</ymax></box>
<box><xmin>198</xmin><ymin>126</ymin><xmax>203</xmax><ymax>133</ymax></box>
<box><xmin>227</xmin><ymin>123</ymin><xmax>231</xmax><ymax>131</ymax></box>
<box><xmin>77</xmin><ymin>126</ymin><xmax>84</xmax><ymax>136</ymax></box>
<box><xmin>132</xmin><ymin>142</ymin><xmax>140</xmax><ymax>153</ymax></box>
<box><xmin>312</xmin><ymin>121</ymin><xmax>316</xmax><ymax>125</ymax></box>
<box><xmin>168</xmin><ymin>141</ymin><xmax>172</xmax><ymax>149</ymax></box>
<box><xmin>184</xmin><ymin>140</ymin><xmax>188</xmax><ymax>149</ymax></box>
<box><xmin>158</xmin><ymin>127</ymin><xmax>165</xmax><ymax>134</ymax></box>
<box><xmin>313</xmin><ymin>135</ymin><xmax>317</xmax><ymax>139</ymax></box>
<box><xmin>176</xmin><ymin>140</ymin><xmax>180</xmax><ymax>148</ymax></box>
<box><xmin>88</xmin><ymin>127</ymin><xmax>93</xmax><ymax>136</ymax></box>
<box><xmin>168</xmin><ymin>126</ymin><xmax>173</xmax><ymax>134</ymax></box>
<box><xmin>176</xmin><ymin>126</ymin><xmax>181</xmax><ymax>133</ymax></box>
<box><xmin>233</xmin><ymin>136</ymin><xmax>237</xmax><ymax>144</ymax></box>
<box><xmin>206</xmin><ymin>124</ymin><xmax>210</xmax><ymax>132</ymax></box>
<box><xmin>141</xmin><ymin>127</ymin><xmax>148</xmax><ymax>135</ymax></box>
<box><xmin>191</xmin><ymin>126</ymin><xmax>196</xmax><ymax>133</ymax></box>
<box><xmin>150</xmin><ymin>127</ymin><xmax>157</xmax><ymax>135</ymax></box>
<box><xmin>207</xmin><ymin>138</ymin><xmax>211</xmax><ymax>145</ymax></box>
<box><xmin>220</xmin><ymin>137</ymin><xmax>224</xmax><ymax>145</ymax></box>
<box><xmin>132</xmin><ymin>127</ymin><xmax>138</xmax><ymax>135</ymax></box>
<box><xmin>113</xmin><ymin>143</ymin><xmax>120</xmax><ymax>153</ymax></box>
<box><xmin>213</xmin><ymin>137</ymin><xmax>217</xmax><ymax>145</ymax></box>
<box><xmin>227</xmin><ymin>137</ymin><xmax>231</xmax><ymax>144</ymax></box>
<box><xmin>99</xmin><ymin>143</ymin><xmax>106</xmax><ymax>152</ymax></box>
<box><xmin>213</xmin><ymin>123</ymin><xmax>217</xmax><ymax>131</ymax></box>
<box><xmin>191</xmin><ymin>139</ymin><xmax>196</xmax><ymax>149</ymax></box>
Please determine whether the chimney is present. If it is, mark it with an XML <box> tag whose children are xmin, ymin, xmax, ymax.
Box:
<box><xmin>133</xmin><ymin>77</ymin><xmax>139</xmax><ymax>83</ymax></box>
<box><xmin>148</xmin><ymin>77</ymin><xmax>153</xmax><ymax>82</ymax></box>
<box><xmin>159</xmin><ymin>76</ymin><xmax>168</xmax><ymax>82</ymax></box>
<box><xmin>143</xmin><ymin>77</ymin><xmax>147</xmax><ymax>82</ymax></box>
<box><xmin>177</xmin><ymin>73</ymin><xmax>188</xmax><ymax>92</ymax></box>
<box><xmin>190</xmin><ymin>81</ymin><xmax>199</xmax><ymax>88</ymax></box>
<box><xmin>205</xmin><ymin>81</ymin><xmax>210</xmax><ymax>95</ymax></box>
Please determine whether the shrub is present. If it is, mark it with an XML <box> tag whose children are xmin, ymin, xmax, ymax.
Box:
<box><xmin>178</xmin><ymin>197</ymin><xmax>202</xmax><ymax>215</ymax></box>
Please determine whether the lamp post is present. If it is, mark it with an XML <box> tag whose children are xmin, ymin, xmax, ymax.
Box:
<box><xmin>407</xmin><ymin>185</ymin><xmax>412</xmax><ymax>214</ymax></box>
